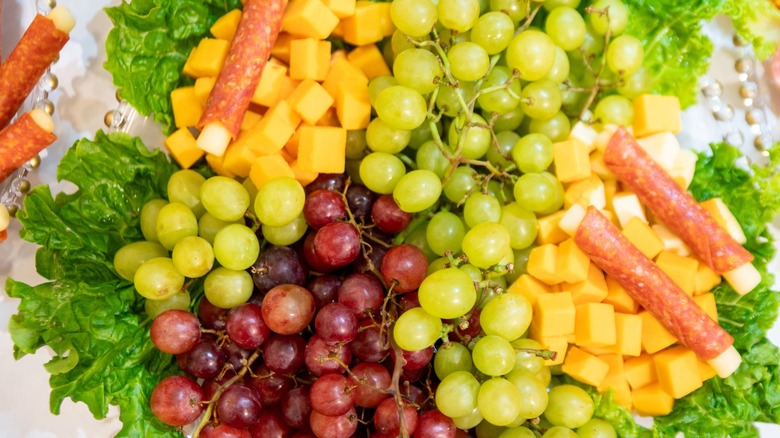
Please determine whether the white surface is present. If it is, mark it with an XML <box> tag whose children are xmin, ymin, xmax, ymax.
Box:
<box><xmin>0</xmin><ymin>1</ymin><xmax>779</xmax><ymax>437</ymax></box>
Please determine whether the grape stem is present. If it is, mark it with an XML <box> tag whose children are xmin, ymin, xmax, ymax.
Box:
<box><xmin>515</xmin><ymin>347</ymin><xmax>558</xmax><ymax>361</ymax></box>
<box><xmin>578</xmin><ymin>6</ymin><xmax>614</xmax><ymax>121</ymax></box>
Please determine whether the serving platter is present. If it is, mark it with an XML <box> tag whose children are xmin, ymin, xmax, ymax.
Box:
<box><xmin>0</xmin><ymin>0</ymin><xmax>779</xmax><ymax>436</ymax></box>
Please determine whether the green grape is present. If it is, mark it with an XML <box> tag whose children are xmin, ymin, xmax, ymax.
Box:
<box><xmin>114</xmin><ymin>241</ymin><xmax>169</xmax><ymax>282</ymax></box>
<box><xmin>505</xmin><ymin>368</ymin><xmax>549</xmax><ymax>419</ymax></box>
<box><xmin>449</xmin><ymin>112</ymin><xmax>492</xmax><ymax>159</ymax></box>
<box><xmin>588</xmin><ymin>0</ymin><xmax>629</xmax><ymax>36</ymax></box>
<box><xmin>393</xmin><ymin>169</ymin><xmax>442</xmax><ymax>212</ymax></box>
<box><xmin>167</xmin><ymin>169</ymin><xmax>206</xmax><ymax>218</ymax></box>
<box><xmin>470</xmin><ymin>11</ymin><xmax>515</xmax><ymax>54</ymax></box>
<box><xmin>510</xmin><ymin>338</ymin><xmax>545</xmax><ymax>374</ymax></box>
<box><xmin>545</xmin><ymin>46</ymin><xmax>571</xmax><ymax>83</ymax></box>
<box><xmin>140</xmin><ymin>198</ymin><xmax>168</xmax><ymax>242</ymax></box>
<box><xmin>490</xmin><ymin>247</ymin><xmax>515</xmax><ymax>278</ymax></box>
<box><xmin>144</xmin><ymin>290</ymin><xmax>191</xmax><ymax>319</ymax></box>
<box><xmin>536</xmin><ymin>363</ymin><xmax>552</xmax><ymax>386</ymax></box>
<box><xmin>543</xmin><ymin>0</ymin><xmax>580</xmax><ymax>10</ymax></box>
<box><xmin>418</xmin><ymin>267</ymin><xmax>477</xmax><ymax>319</ymax></box>
<box><xmin>512</xmin><ymin>133</ymin><xmax>553</xmax><ymax>173</ymax></box>
<box><xmin>434</xmin><ymin>342</ymin><xmax>474</xmax><ymax>379</ymax></box>
<box><xmin>569</xmin><ymin>24</ymin><xmax>605</xmax><ymax>60</ymax></box>
<box><xmin>345</xmin><ymin>129</ymin><xmax>368</xmax><ymax>159</ymax></box>
<box><xmin>544</xmin><ymin>384</ymin><xmax>595</xmax><ymax>429</ymax></box>
<box><xmin>443</xmin><ymin>165</ymin><xmax>479</xmax><ymax>203</ymax></box>
<box><xmin>382</xmin><ymin>36</ymin><xmax>395</xmax><ymax>66</ymax></box>
<box><xmin>391</xmin><ymin>0</ymin><xmax>438</xmax><ymax>37</ymax></box>
<box><xmin>489</xmin><ymin>0</ymin><xmax>529</xmax><ymax>24</ymax></box>
<box><xmin>545</xmin><ymin>7</ymin><xmax>586</xmax><ymax>51</ymax></box>
<box><xmin>486</xmin><ymin>179</ymin><xmax>514</xmax><ymax>204</ymax></box>
<box><xmin>435</xmin><ymin>370</ymin><xmax>481</xmax><ymax>418</ymax></box>
<box><xmin>375</xmin><ymin>85</ymin><xmax>428</xmax><ymax>130</ymax></box>
<box><xmin>254</xmin><ymin>176</ymin><xmax>305</xmax><ymax>227</ymax></box>
<box><xmin>417</xmin><ymin>140</ymin><xmax>452</xmax><ymax>179</ymax></box>
<box><xmin>366</xmin><ymin>117</ymin><xmax>411</xmax><ymax>154</ymax></box>
<box><xmin>594</xmin><ymin>94</ymin><xmax>634</xmax><ymax>126</ymax></box>
<box><xmin>460</xmin><ymin>263</ymin><xmax>483</xmax><ymax>283</ymax></box>
<box><xmin>520</xmin><ymin>80</ymin><xmax>562</xmax><ymax>120</ymax></box>
<box><xmin>368</xmin><ymin>75</ymin><xmax>399</xmax><ymax>107</ymax></box>
<box><xmin>200</xmin><ymin>176</ymin><xmax>250</xmax><ymax>222</ymax></box>
<box><xmin>448</xmin><ymin>42</ymin><xmax>490</xmax><ymax>82</ymax></box>
<box><xmin>504</xmin><ymin>248</ymin><xmax>529</xmax><ymax>284</ymax></box>
<box><xmin>409</xmin><ymin>120</ymin><xmax>436</xmax><ymax>149</ymax></box>
<box><xmin>346</xmin><ymin>158</ymin><xmax>364</xmax><ymax>185</ymax></box>
<box><xmin>478</xmin><ymin>378</ymin><xmax>523</xmax><ymax>426</ymax></box>
<box><xmin>156</xmin><ymin>202</ymin><xmax>199</xmax><ymax>250</ymax></box>
<box><xmin>394</xmin><ymin>48</ymin><xmax>442</xmax><ymax>94</ymax></box>
<box><xmin>262</xmin><ymin>213</ymin><xmax>308</xmax><ymax>246</ymax></box>
<box><xmin>606</xmin><ymin>34</ymin><xmax>644</xmax><ymax>76</ymax></box>
<box><xmin>391</xmin><ymin>30</ymin><xmax>418</xmax><ymax>57</ymax></box>
<box><xmin>438</xmin><ymin>27</ymin><xmax>473</xmax><ymax>48</ymax></box>
<box><xmin>453</xmin><ymin>406</ymin><xmax>484</xmax><ymax>430</ymax></box>
<box><xmin>542</xmin><ymin>427</ymin><xmax>578</xmax><ymax>438</ymax></box>
<box><xmin>436</xmin><ymin>81</ymin><xmax>477</xmax><ymax>117</ymax></box>
<box><xmin>213</xmin><ymin>224</ymin><xmax>260</xmax><ymax>271</ymax></box>
<box><xmin>393</xmin><ymin>307</ymin><xmax>443</xmax><ymax>351</ymax></box>
<box><xmin>506</xmin><ymin>30</ymin><xmax>556</xmax><ymax>81</ymax></box>
<box><xmin>198</xmin><ymin>212</ymin><xmax>240</xmax><ymax>245</ymax></box>
<box><xmin>437</xmin><ymin>0</ymin><xmax>480</xmax><ymax>32</ymax></box>
<box><xmin>405</xmin><ymin>219</ymin><xmax>439</xmax><ymax>261</ymax></box>
<box><xmin>462</xmin><ymin>222</ymin><xmax>512</xmax><ymax>269</ymax></box>
<box><xmin>427</xmin><ymin>256</ymin><xmax>450</xmax><ymax>275</ymax></box>
<box><xmin>464</xmin><ymin>192</ymin><xmax>502</xmax><ymax>227</ymax></box>
<box><xmin>472</xmin><ymin>335</ymin><xmax>516</xmax><ymax>376</ymax></box>
<box><xmin>172</xmin><ymin>236</ymin><xmax>214</xmax><ymax>278</ymax></box>
<box><xmin>134</xmin><ymin>257</ymin><xmax>185</xmax><ymax>300</ymax></box>
<box><xmin>513</xmin><ymin>172</ymin><xmax>563</xmax><ymax>214</ymax></box>
<box><xmin>499</xmin><ymin>202</ymin><xmax>538</xmax><ymax>250</ymax></box>
<box><xmin>487</xmin><ymin>130</ymin><xmax>519</xmax><ymax>170</ymax></box>
<box><xmin>489</xmin><ymin>106</ymin><xmax>525</xmax><ymax>131</ymax></box>
<box><xmin>529</xmin><ymin>110</ymin><xmax>571</xmax><ymax>142</ymax></box>
<box><xmin>242</xmin><ymin>177</ymin><xmax>258</xmax><ymax>208</ymax></box>
<box><xmin>204</xmin><ymin>267</ymin><xmax>254</xmax><ymax>309</ymax></box>
<box><xmin>477</xmin><ymin>66</ymin><xmax>522</xmax><ymax>115</ymax></box>
<box><xmin>359</xmin><ymin>152</ymin><xmax>406</xmax><ymax>194</ymax></box>
<box><xmin>498</xmin><ymin>427</ymin><xmax>536</xmax><ymax>438</ymax></box>
<box><xmin>480</xmin><ymin>293</ymin><xmax>532</xmax><ymax>341</ymax></box>
<box><xmin>427</xmin><ymin>211</ymin><xmax>466</xmax><ymax>255</ymax></box>
<box><xmin>576</xmin><ymin>418</ymin><xmax>617</xmax><ymax>438</ymax></box>
<box><xmin>617</xmin><ymin>67</ymin><xmax>651</xmax><ymax>99</ymax></box>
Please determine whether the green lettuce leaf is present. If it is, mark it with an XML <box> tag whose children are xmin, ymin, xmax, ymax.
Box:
<box><xmin>723</xmin><ymin>0</ymin><xmax>780</xmax><ymax>60</ymax></box>
<box><xmin>103</xmin><ymin>0</ymin><xmax>242</xmax><ymax>134</ymax></box>
<box><xmin>8</xmin><ymin>131</ymin><xmax>182</xmax><ymax>437</ymax></box>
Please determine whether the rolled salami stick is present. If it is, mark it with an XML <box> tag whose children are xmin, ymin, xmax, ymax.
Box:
<box><xmin>604</xmin><ymin>128</ymin><xmax>761</xmax><ymax>295</ymax></box>
<box><xmin>0</xmin><ymin>109</ymin><xmax>57</xmax><ymax>182</ymax></box>
<box><xmin>196</xmin><ymin>0</ymin><xmax>287</xmax><ymax>156</ymax></box>
<box><xmin>0</xmin><ymin>6</ymin><xmax>74</xmax><ymax>128</ymax></box>
<box><xmin>575</xmin><ymin>207</ymin><xmax>742</xmax><ymax>378</ymax></box>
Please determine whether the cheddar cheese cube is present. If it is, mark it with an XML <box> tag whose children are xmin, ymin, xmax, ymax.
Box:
<box><xmin>655</xmin><ymin>251</ymin><xmax>698</xmax><ymax>296</ymax></box>
<box><xmin>346</xmin><ymin>44</ymin><xmax>391</xmax><ymax>79</ymax></box>
<box><xmin>222</xmin><ymin>140</ymin><xmax>258</xmax><ymax>178</ymax></box>
<box><xmin>165</xmin><ymin>127</ymin><xmax>204</xmax><ymax>169</ymax></box>
<box><xmin>561</xmin><ymin>346</ymin><xmax>610</xmax><ymax>387</ymax></box>
<box><xmin>564</xmin><ymin>262</ymin><xmax>608</xmax><ymax>305</ymax></box>
<box><xmin>653</xmin><ymin>345</ymin><xmax>702</xmax><ymax>398</ymax></box>
<box><xmin>694</xmin><ymin>263</ymin><xmax>721</xmax><ymax>294</ymax></box>
<box><xmin>267</xmin><ymin>99</ymin><xmax>302</xmax><ymax>129</ymax></box>
<box><xmin>574</xmin><ymin>302</ymin><xmax>616</xmax><ymax>347</ymax></box>
<box><xmin>553</xmin><ymin>138</ymin><xmax>591</xmax><ymax>183</ymax></box>
<box><xmin>336</xmin><ymin>80</ymin><xmax>371</xmax><ymax>129</ymax></box>
<box><xmin>286</xmin><ymin>79</ymin><xmax>335</xmax><ymax>125</ymax></box>
<box><xmin>194</xmin><ymin>77</ymin><xmax>216</xmax><ymax>106</ymax></box>
<box><xmin>613</xmin><ymin>312</ymin><xmax>642</xmax><ymax>357</ymax></box>
<box><xmin>527</xmin><ymin>244</ymin><xmax>560</xmax><ymax>285</ymax></box>
<box><xmin>285</xmin><ymin>128</ymin><xmax>301</xmax><ymax>158</ymax></box>
<box><xmin>639</xmin><ymin>311</ymin><xmax>677</xmax><ymax>354</ymax></box>
<box><xmin>234</xmin><ymin>111</ymin><xmax>296</xmax><ymax>156</ymax></box>
<box><xmin>632</xmin><ymin>383</ymin><xmax>674</xmax><ymax>417</ymax></box>
<box><xmin>692</xmin><ymin>292</ymin><xmax>718</xmax><ymax>323</ymax></box>
<box><xmin>636</xmin><ymin>131</ymin><xmax>680</xmax><ymax>171</ymax></box>
<box><xmin>170</xmin><ymin>86</ymin><xmax>203</xmax><ymax>129</ymax></box>
<box><xmin>532</xmin><ymin>292</ymin><xmax>576</xmax><ymax>339</ymax></box>
<box><xmin>323</xmin><ymin>0</ymin><xmax>356</xmax><ymax>17</ymax></box>
<box><xmin>290</xmin><ymin>159</ymin><xmax>320</xmax><ymax>186</ymax></box>
<box><xmin>698</xmin><ymin>359</ymin><xmax>718</xmax><ymax>381</ymax></box>
<box><xmin>210</xmin><ymin>9</ymin><xmax>242</xmax><ymax>41</ymax></box>
<box><xmin>249</xmin><ymin>154</ymin><xmax>296</xmax><ymax>189</ymax></box>
<box><xmin>537</xmin><ymin>335</ymin><xmax>569</xmax><ymax>366</ymax></box>
<box><xmin>282</xmin><ymin>0</ymin><xmax>339</xmax><ymax>40</ymax></box>
<box><xmin>322</xmin><ymin>56</ymin><xmax>368</xmax><ymax>98</ymax></box>
<box><xmin>340</xmin><ymin>1</ymin><xmax>390</xmax><ymax>46</ymax></box>
<box><xmin>603</xmin><ymin>275</ymin><xmax>640</xmax><ymax>314</ymax></box>
<box><xmin>633</xmin><ymin>94</ymin><xmax>682</xmax><ymax>138</ymax></box>
<box><xmin>596</xmin><ymin>354</ymin><xmax>632</xmax><ymax>409</ymax></box>
<box><xmin>271</xmin><ymin>32</ymin><xmax>294</xmax><ymax>64</ymax></box>
<box><xmin>536</xmin><ymin>210</ymin><xmax>568</xmax><ymax>245</ymax></box>
<box><xmin>186</xmin><ymin>38</ymin><xmax>230</xmax><ymax>78</ymax></box>
<box><xmin>621</xmin><ymin>216</ymin><xmax>664</xmax><ymax>259</ymax></box>
<box><xmin>624</xmin><ymin>353</ymin><xmax>657</xmax><ymax>390</ymax></box>
<box><xmin>557</xmin><ymin>238</ymin><xmax>590</xmax><ymax>284</ymax></box>
<box><xmin>507</xmin><ymin>274</ymin><xmax>552</xmax><ymax>306</ymax></box>
<box><xmin>205</xmin><ymin>153</ymin><xmax>236</xmax><ymax>178</ymax></box>
<box><xmin>290</xmin><ymin>38</ymin><xmax>331</xmax><ymax>82</ymax></box>
<box><xmin>240</xmin><ymin>111</ymin><xmax>263</xmax><ymax>132</ymax></box>
<box><xmin>252</xmin><ymin>59</ymin><xmax>288</xmax><ymax>107</ymax></box>
<box><xmin>296</xmin><ymin>125</ymin><xmax>347</xmax><ymax>173</ymax></box>
<box><xmin>564</xmin><ymin>175</ymin><xmax>606</xmax><ymax>210</ymax></box>
<box><xmin>316</xmin><ymin>107</ymin><xmax>341</xmax><ymax>127</ymax></box>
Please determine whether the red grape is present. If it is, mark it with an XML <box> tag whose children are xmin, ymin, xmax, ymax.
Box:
<box><xmin>309</xmin><ymin>407</ymin><xmax>358</xmax><ymax>438</ymax></box>
<box><xmin>150</xmin><ymin>375</ymin><xmax>204</xmax><ymax>427</ymax></box>
<box><xmin>398</xmin><ymin>291</ymin><xmax>421</xmax><ymax>311</ymax></box>
<box><xmin>337</xmin><ymin>272</ymin><xmax>384</xmax><ymax>319</ymax></box>
<box><xmin>221</xmin><ymin>340</ymin><xmax>254</xmax><ymax>373</ymax></box>
<box><xmin>249</xmin><ymin>408</ymin><xmax>295</xmax><ymax>438</ymax></box>
<box><xmin>226</xmin><ymin>303</ymin><xmax>271</xmax><ymax>349</ymax></box>
<box><xmin>392</xmin><ymin>346</ymin><xmax>434</xmax><ymax>371</ymax></box>
<box><xmin>309</xmin><ymin>373</ymin><xmax>356</xmax><ymax>416</ymax></box>
<box><xmin>305</xmin><ymin>173</ymin><xmax>346</xmax><ymax>195</ymax></box>
<box><xmin>351</xmin><ymin>242</ymin><xmax>387</xmax><ymax>274</ymax></box>
<box><xmin>306</xmin><ymin>274</ymin><xmax>341</xmax><ymax>309</ymax></box>
<box><xmin>281</xmin><ymin>386</ymin><xmax>313</xmax><ymax>430</ymax></box>
<box><xmin>304</xmin><ymin>189</ymin><xmax>347</xmax><ymax>229</ymax></box>
<box><xmin>262</xmin><ymin>284</ymin><xmax>316</xmax><ymax>335</ymax></box>
<box><xmin>200</xmin><ymin>422</ymin><xmax>252</xmax><ymax>438</ymax></box>
<box><xmin>178</xmin><ymin>338</ymin><xmax>226</xmax><ymax>379</ymax></box>
<box><xmin>413</xmin><ymin>409</ymin><xmax>457</xmax><ymax>438</ymax></box>
<box><xmin>150</xmin><ymin>309</ymin><xmax>201</xmax><ymax>354</ymax></box>
<box><xmin>262</xmin><ymin>333</ymin><xmax>307</xmax><ymax>374</ymax></box>
<box><xmin>345</xmin><ymin>184</ymin><xmax>376</xmax><ymax>221</ymax></box>
<box><xmin>350</xmin><ymin>319</ymin><xmax>389</xmax><ymax>363</ymax></box>
<box><xmin>198</xmin><ymin>297</ymin><xmax>228</xmax><ymax>330</ymax></box>
<box><xmin>304</xmin><ymin>334</ymin><xmax>352</xmax><ymax>376</ymax></box>
<box><xmin>313</xmin><ymin>221</ymin><xmax>361</xmax><ymax>267</ymax></box>
<box><xmin>251</xmin><ymin>245</ymin><xmax>307</xmax><ymax>293</ymax></box>
<box><xmin>349</xmin><ymin>362</ymin><xmax>391</xmax><ymax>408</ymax></box>
<box><xmin>315</xmin><ymin>302</ymin><xmax>358</xmax><ymax>343</ymax></box>
<box><xmin>249</xmin><ymin>363</ymin><xmax>295</xmax><ymax>407</ymax></box>
<box><xmin>216</xmin><ymin>383</ymin><xmax>263</xmax><ymax>429</ymax></box>
<box><xmin>372</xmin><ymin>194</ymin><xmax>412</xmax><ymax>233</ymax></box>
<box><xmin>374</xmin><ymin>397</ymin><xmax>419</xmax><ymax>436</ymax></box>
<box><xmin>381</xmin><ymin>244</ymin><xmax>428</xmax><ymax>293</ymax></box>
<box><xmin>301</xmin><ymin>232</ymin><xmax>337</xmax><ymax>273</ymax></box>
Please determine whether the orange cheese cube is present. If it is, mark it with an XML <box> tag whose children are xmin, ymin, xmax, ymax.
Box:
<box><xmin>233</xmin><ymin>111</ymin><xmax>296</xmax><ymax>156</ymax></box>
<box><xmin>323</xmin><ymin>0</ymin><xmax>356</xmax><ymax>18</ymax></box>
<box><xmin>624</xmin><ymin>353</ymin><xmax>657</xmax><ymax>390</ymax></box>
<box><xmin>336</xmin><ymin>81</ymin><xmax>371</xmax><ymax>129</ymax></box>
<box><xmin>284</xmin><ymin>128</ymin><xmax>302</xmax><ymax>158</ymax></box>
<box><xmin>205</xmin><ymin>153</ymin><xmax>236</xmax><ymax>178</ymax></box>
<box><xmin>210</xmin><ymin>9</ymin><xmax>242</xmax><ymax>41</ymax></box>
<box><xmin>694</xmin><ymin>263</ymin><xmax>721</xmax><ymax>294</ymax></box>
<box><xmin>252</xmin><ymin>59</ymin><xmax>288</xmax><ymax>107</ymax></box>
<box><xmin>639</xmin><ymin>311</ymin><xmax>677</xmax><ymax>354</ymax></box>
<box><xmin>240</xmin><ymin>111</ymin><xmax>263</xmax><ymax>132</ymax></box>
<box><xmin>603</xmin><ymin>275</ymin><xmax>640</xmax><ymax>314</ymax></box>
<box><xmin>271</xmin><ymin>32</ymin><xmax>294</xmax><ymax>64</ymax></box>
<box><xmin>553</xmin><ymin>138</ymin><xmax>591</xmax><ymax>183</ymax></box>
<box><xmin>698</xmin><ymin>359</ymin><xmax>718</xmax><ymax>381</ymax></box>
<box><xmin>249</xmin><ymin>154</ymin><xmax>296</xmax><ymax>189</ymax></box>
<box><xmin>170</xmin><ymin>86</ymin><xmax>203</xmax><ymax>129</ymax></box>
<box><xmin>632</xmin><ymin>383</ymin><xmax>674</xmax><ymax>417</ymax></box>
<box><xmin>296</xmin><ymin>125</ymin><xmax>347</xmax><ymax>173</ymax></box>
<box><xmin>532</xmin><ymin>292</ymin><xmax>576</xmax><ymax>339</ymax></box>
<box><xmin>222</xmin><ymin>140</ymin><xmax>259</xmax><ymax>178</ymax></box>
<box><xmin>653</xmin><ymin>345</ymin><xmax>703</xmax><ymax>398</ymax></box>
<box><xmin>186</xmin><ymin>38</ymin><xmax>230</xmax><ymax>78</ymax></box>
<box><xmin>507</xmin><ymin>274</ymin><xmax>551</xmax><ymax>306</ymax></box>
<box><xmin>574</xmin><ymin>302</ymin><xmax>616</xmax><ymax>347</ymax></box>
<box><xmin>286</xmin><ymin>79</ymin><xmax>335</xmax><ymax>125</ymax></box>
<box><xmin>322</xmin><ymin>56</ymin><xmax>368</xmax><ymax>98</ymax></box>
<box><xmin>621</xmin><ymin>216</ymin><xmax>664</xmax><ymax>259</ymax></box>
<box><xmin>536</xmin><ymin>210</ymin><xmax>568</xmax><ymax>245</ymax></box>
<box><xmin>655</xmin><ymin>251</ymin><xmax>698</xmax><ymax>296</ymax></box>
<box><xmin>561</xmin><ymin>346</ymin><xmax>610</xmax><ymax>387</ymax></box>
<box><xmin>537</xmin><ymin>336</ymin><xmax>569</xmax><ymax>366</ymax></box>
<box><xmin>194</xmin><ymin>77</ymin><xmax>216</xmax><ymax>106</ymax></box>
<box><xmin>290</xmin><ymin>159</ymin><xmax>319</xmax><ymax>186</ymax></box>
<box><xmin>527</xmin><ymin>244</ymin><xmax>560</xmax><ymax>285</ymax></box>
<box><xmin>557</xmin><ymin>238</ymin><xmax>591</xmax><ymax>284</ymax></box>
<box><xmin>633</xmin><ymin>94</ymin><xmax>682</xmax><ymax>138</ymax></box>
<box><xmin>692</xmin><ymin>292</ymin><xmax>718</xmax><ymax>323</ymax></box>
<box><xmin>564</xmin><ymin>174</ymin><xmax>606</xmax><ymax>209</ymax></box>
<box><xmin>282</xmin><ymin>0</ymin><xmax>339</xmax><ymax>40</ymax></box>
<box><xmin>563</xmin><ymin>262</ymin><xmax>608</xmax><ymax>305</ymax></box>
<box><xmin>316</xmin><ymin>107</ymin><xmax>341</xmax><ymax>127</ymax></box>
<box><xmin>181</xmin><ymin>49</ymin><xmax>199</xmax><ymax>78</ymax></box>
<box><xmin>346</xmin><ymin>44</ymin><xmax>391</xmax><ymax>79</ymax></box>
<box><xmin>289</xmin><ymin>38</ymin><xmax>331</xmax><ymax>81</ymax></box>
<box><xmin>340</xmin><ymin>2</ymin><xmax>390</xmax><ymax>46</ymax></box>
<box><xmin>613</xmin><ymin>312</ymin><xmax>642</xmax><ymax>357</ymax></box>
<box><xmin>596</xmin><ymin>354</ymin><xmax>631</xmax><ymax>409</ymax></box>
<box><xmin>267</xmin><ymin>99</ymin><xmax>302</xmax><ymax>129</ymax></box>
<box><xmin>165</xmin><ymin>127</ymin><xmax>204</xmax><ymax>169</ymax></box>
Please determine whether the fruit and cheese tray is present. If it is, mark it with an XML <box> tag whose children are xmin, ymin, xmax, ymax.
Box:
<box><xmin>2</xmin><ymin>0</ymin><xmax>780</xmax><ymax>437</ymax></box>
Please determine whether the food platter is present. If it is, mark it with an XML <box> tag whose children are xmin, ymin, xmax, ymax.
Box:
<box><xmin>1</xmin><ymin>0</ymin><xmax>780</xmax><ymax>436</ymax></box>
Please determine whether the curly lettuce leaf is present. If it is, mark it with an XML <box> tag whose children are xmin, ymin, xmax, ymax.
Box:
<box><xmin>723</xmin><ymin>0</ymin><xmax>780</xmax><ymax>60</ymax></box>
<box><xmin>7</xmin><ymin>131</ymin><xmax>182</xmax><ymax>437</ymax></box>
<box><xmin>104</xmin><ymin>0</ymin><xmax>242</xmax><ymax>134</ymax></box>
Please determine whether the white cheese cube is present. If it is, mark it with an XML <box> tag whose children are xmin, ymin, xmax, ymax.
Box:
<box><xmin>651</xmin><ymin>223</ymin><xmax>691</xmax><ymax>256</ymax></box>
<box><xmin>668</xmin><ymin>148</ymin><xmax>698</xmax><ymax>189</ymax></box>
<box><xmin>636</xmin><ymin>131</ymin><xmax>680</xmax><ymax>171</ymax></box>
<box><xmin>611</xmin><ymin>192</ymin><xmax>647</xmax><ymax>227</ymax></box>
<box><xmin>569</xmin><ymin>121</ymin><xmax>599</xmax><ymax>153</ymax></box>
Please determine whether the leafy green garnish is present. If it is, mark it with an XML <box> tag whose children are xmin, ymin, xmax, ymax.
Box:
<box><xmin>104</xmin><ymin>0</ymin><xmax>242</xmax><ymax>134</ymax></box>
<box><xmin>7</xmin><ymin>131</ymin><xmax>181</xmax><ymax>437</ymax></box>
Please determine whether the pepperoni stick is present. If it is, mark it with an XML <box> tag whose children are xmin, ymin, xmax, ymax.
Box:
<box><xmin>0</xmin><ymin>6</ymin><xmax>74</xmax><ymax>129</ymax></box>
<box><xmin>604</xmin><ymin>127</ymin><xmax>761</xmax><ymax>295</ymax></box>
<box><xmin>0</xmin><ymin>109</ymin><xmax>57</xmax><ymax>182</ymax></box>
<box><xmin>196</xmin><ymin>0</ymin><xmax>287</xmax><ymax>156</ymax></box>
<box><xmin>574</xmin><ymin>207</ymin><xmax>742</xmax><ymax>378</ymax></box>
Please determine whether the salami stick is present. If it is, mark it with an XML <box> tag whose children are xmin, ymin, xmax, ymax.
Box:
<box><xmin>604</xmin><ymin>128</ymin><xmax>760</xmax><ymax>295</ymax></box>
<box><xmin>575</xmin><ymin>207</ymin><xmax>742</xmax><ymax>378</ymax></box>
<box><xmin>196</xmin><ymin>0</ymin><xmax>287</xmax><ymax>156</ymax></box>
<box><xmin>0</xmin><ymin>6</ymin><xmax>74</xmax><ymax>128</ymax></box>
<box><xmin>0</xmin><ymin>109</ymin><xmax>57</xmax><ymax>182</ymax></box>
